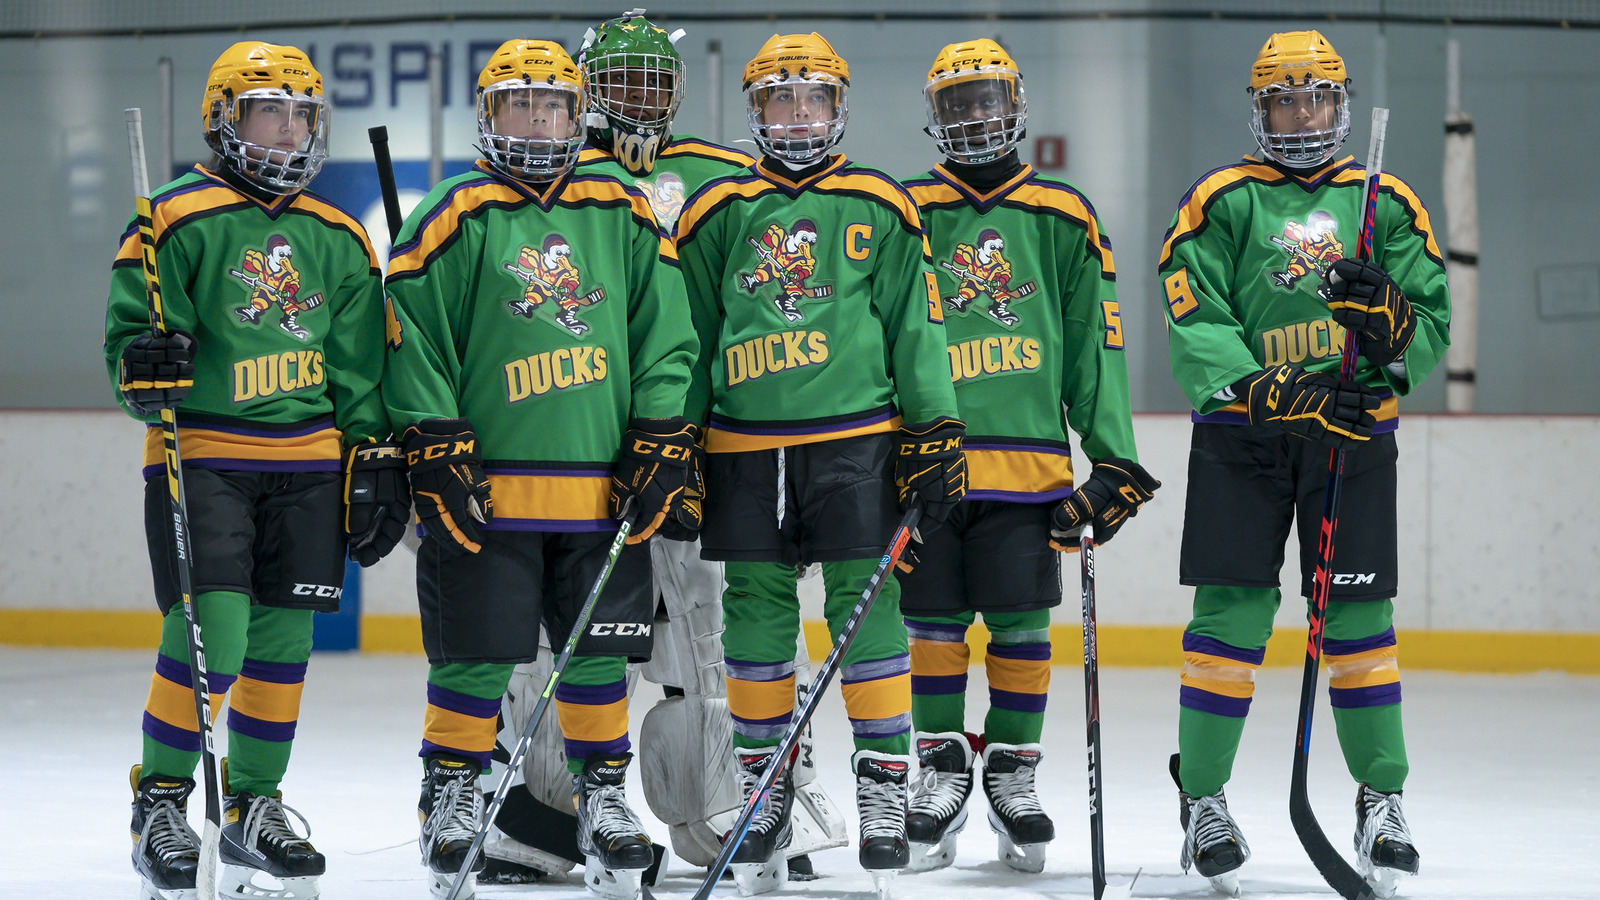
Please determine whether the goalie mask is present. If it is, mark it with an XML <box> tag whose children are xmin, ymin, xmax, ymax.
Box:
<box><xmin>1248</xmin><ymin>30</ymin><xmax>1351</xmax><ymax>169</ymax></box>
<box><xmin>924</xmin><ymin>39</ymin><xmax>1027</xmax><ymax>165</ymax></box>
<box><xmin>744</xmin><ymin>33</ymin><xmax>850</xmax><ymax>164</ymax></box>
<box><xmin>477</xmin><ymin>39</ymin><xmax>589</xmax><ymax>182</ymax></box>
<box><xmin>578</xmin><ymin>10</ymin><xmax>686</xmax><ymax>176</ymax></box>
<box><xmin>202</xmin><ymin>42</ymin><xmax>329</xmax><ymax>193</ymax></box>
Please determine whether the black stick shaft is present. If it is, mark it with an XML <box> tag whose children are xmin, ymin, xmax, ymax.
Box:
<box><xmin>1080</xmin><ymin>526</ymin><xmax>1108</xmax><ymax>899</ymax></box>
<box><xmin>368</xmin><ymin>125</ymin><xmax>403</xmax><ymax>242</ymax></box>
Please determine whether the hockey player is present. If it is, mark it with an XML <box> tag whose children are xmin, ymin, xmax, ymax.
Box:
<box><xmin>383</xmin><ymin>39</ymin><xmax>699</xmax><ymax>900</ymax></box>
<box><xmin>672</xmin><ymin>32</ymin><xmax>967</xmax><ymax>897</ymax></box>
<box><xmin>1159</xmin><ymin>30</ymin><xmax>1447</xmax><ymax>898</ymax></box>
<box><xmin>105</xmin><ymin>41</ymin><xmax>404</xmax><ymax>900</ymax></box>
<box><xmin>482</xmin><ymin>10</ymin><xmax>849</xmax><ymax>887</ymax></box>
<box><xmin>899</xmin><ymin>39</ymin><xmax>1160</xmax><ymax>875</ymax></box>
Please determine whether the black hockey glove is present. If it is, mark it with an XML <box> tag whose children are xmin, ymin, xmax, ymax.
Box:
<box><xmin>403</xmin><ymin>418</ymin><xmax>492</xmax><ymax>554</ymax></box>
<box><xmin>653</xmin><ymin>424</ymin><xmax>706</xmax><ymax>543</ymax></box>
<box><xmin>610</xmin><ymin>417</ymin><xmax>698</xmax><ymax>544</ymax></box>
<box><xmin>1050</xmin><ymin>458</ymin><xmax>1161</xmax><ymax>549</ymax></box>
<box><xmin>1323</xmin><ymin>257</ymin><xmax>1417</xmax><ymax>367</ymax></box>
<box><xmin>344</xmin><ymin>441</ymin><xmax>411</xmax><ymax>567</ymax></box>
<box><xmin>894</xmin><ymin>418</ymin><xmax>968</xmax><ymax>527</ymax></box>
<box><xmin>119</xmin><ymin>330</ymin><xmax>196</xmax><ymax>417</ymax></box>
<box><xmin>1236</xmin><ymin>365</ymin><xmax>1379</xmax><ymax>450</ymax></box>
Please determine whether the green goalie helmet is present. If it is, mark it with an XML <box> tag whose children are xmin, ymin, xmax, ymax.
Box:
<box><xmin>577</xmin><ymin>9</ymin><xmax>686</xmax><ymax>175</ymax></box>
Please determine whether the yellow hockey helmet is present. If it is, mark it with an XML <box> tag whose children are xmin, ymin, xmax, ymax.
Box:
<box><xmin>743</xmin><ymin>33</ymin><xmax>850</xmax><ymax>163</ymax></box>
<box><xmin>924</xmin><ymin>39</ymin><xmax>1027</xmax><ymax>164</ymax></box>
<box><xmin>1248</xmin><ymin>30</ymin><xmax>1351</xmax><ymax>168</ymax></box>
<box><xmin>201</xmin><ymin>42</ymin><xmax>329</xmax><ymax>193</ymax></box>
<box><xmin>476</xmin><ymin>39</ymin><xmax>589</xmax><ymax>182</ymax></box>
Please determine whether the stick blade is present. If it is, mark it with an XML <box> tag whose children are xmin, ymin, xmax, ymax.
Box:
<box><xmin>1290</xmin><ymin>789</ymin><xmax>1377</xmax><ymax>900</ymax></box>
<box><xmin>1097</xmin><ymin>867</ymin><xmax>1141</xmax><ymax>900</ymax></box>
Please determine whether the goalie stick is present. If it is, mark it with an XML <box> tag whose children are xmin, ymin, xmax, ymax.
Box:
<box><xmin>645</xmin><ymin>500</ymin><xmax>924</xmax><ymax>900</ymax></box>
<box><xmin>123</xmin><ymin>107</ymin><xmax>223</xmax><ymax>900</ymax></box>
<box><xmin>1288</xmin><ymin>106</ymin><xmax>1389</xmax><ymax>900</ymax></box>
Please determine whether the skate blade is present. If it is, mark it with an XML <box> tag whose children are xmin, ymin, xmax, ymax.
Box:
<box><xmin>429</xmin><ymin>868</ymin><xmax>475</xmax><ymax>900</ymax></box>
<box><xmin>219</xmin><ymin>865</ymin><xmax>320</xmax><ymax>900</ymax></box>
<box><xmin>139</xmin><ymin>880</ymin><xmax>198</xmax><ymax>900</ymax></box>
<box><xmin>1363</xmin><ymin>866</ymin><xmax>1402</xmax><ymax>899</ymax></box>
<box><xmin>996</xmin><ymin>834</ymin><xmax>1047</xmax><ymax>874</ymax></box>
<box><xmin>904</xmin><ymin>835</ymin><xmax>958</xmax><ymax>873</ymax></box>
<box><xmin>869</xmin><ymin>870</ymin><xmax>897</xmax><ymax>900</ymax></box>
<box><xmin>730</xmin><ymin>857</ymin><xmax>787</xmax><ymax>896</ymax></box>
<box><xmin>1206</xmin><ymin>870</ymin><xmax>1240</xmax><ymax>898</ymax></box>
<box><xmin>585</xmin><ymin>857</ymin><xmax>645</xmax><ymax>900</ymax></box>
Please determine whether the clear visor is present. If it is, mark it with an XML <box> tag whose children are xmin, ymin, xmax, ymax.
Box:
<box><xmin>924</xmin><ymin>71</ymin><xmax>1026</xmax><ymax>164</ymax></box>
<box><xmin>746</xmin><ymin>75</ymin><xmax>847</xmax><ymax>163</ymax></box>
<box><xmin>1250</xmin><ymin>81</ymin><xmax>1349</xmax><ymax>168</ymax></box>
<box><xmin>588</xmin><ymin>57</ymin><xmax>684</xmax><ymax>130</ymax></box>
<box><xmin>216</xmin><ymin>91</ymin><xmax>329</xmax><ymax>192</ymax></box>
<box><xmin>478</xmin><ymin>82</ymin><xmax>587</xmax><ymax>181</ymax></box>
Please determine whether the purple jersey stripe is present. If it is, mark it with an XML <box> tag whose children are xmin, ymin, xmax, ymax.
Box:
<box><xmin>709</xmin><ymin>409</ymin><xmax>896</xmax><ymax>437</ymax></box>
<box><xmin>964</xmin><ymin>487</ymin><xmax>1076</xmax><ymax>503</ymax></box>
<box><xmin>1180</xmin><ymin>684</ymin><xmax>1253</xmax><ymax>718</ymax></box>
<box><xmin>1329</xmin><ymin>682</ymin><xmax>1403</xmax><ymax>709</ymax></box>
<box><xmin>989</xmin><ymin>687</ymin><xmax>1049</xmax><ymax>714</ymax></box>
<box><xmin>183</xmin><ymin>458</ymin><xmax>342</xmax><ymax>474</ymax></box>
<box><xmin>419</xmin><ymin>740</ymin><xmax>491</xmax><ymax>771</ymax></box>
<box><xmin>563</xmin><ymin>735</ymin><xmax>631</xmax><ymax>762</ymax></box>
<box><xmin>554</xmin><ymin>680</ymin><xmax>628</xmax><ymax>705</ymax></box>
<box><xmin>1191</xmin><ymin>409</ymin><xmax>1252</xmax><ymax>426</ymax></box>
<box><xmin>239</xmin><ymin>658</ymin><xmax>309</xmax><ymax>685</ymax></box>
<box><xmin>963</xmin><ymin>442</ymin><xmax>1070</xmax><ymax>456</ymax></box>
<box><xmin>426</xmin><ymin>683</ymin><xmax>502</xmax><ymax>719</ymax></box>
<box><xmin>910</xmin><ymin>673</ymin><xmax>968</xmax><ymax>696</ymax></box>
<box><xmin>1324</xmin><ymin>628</ymin><xmax>1398</xmax><ymax>657</ymax></box>
<box><xmin>227</xmin><ymin>709</ymin><xmax>298</xmax><ymax>743</ymax></box>
<box><xmin>143</xmin><ymin>712</ymin><xmax>201</xmax><ymax>752</ymax></box>
<box><xmin>482</xmin><ymin>517</ymin><xmax>614</xmax><ymax>533</ymax></box>
<box><xmin>986</xmin><ymin>641</ymin><xmax>1052</xmax><ymax>662</ymax></box>
<box><xmin>169</xmin><ymin>417</ymin><xmax>336</xmax><ymax>439</ymax></box>
<box><xmin>485</xmin><ymin>467</ymin><xmax>613</xmax><ymax>478</ymax></box>
<box><xmin>1182</xmin><ymin>632</ymin><xmax>1267</xmax><ymax>666</ymax></box>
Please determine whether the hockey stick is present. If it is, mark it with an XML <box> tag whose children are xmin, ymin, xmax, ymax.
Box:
<box><xmin>123</xmin><ymin>107</ymin><xmax>222</xmax><ymax>900</ymax></box>
<box><xmin>645</xmin><ymin>500</ymin><xmax>924</xmax><ymax>900</ymax></box>
<box><xmin>443</xmin><ymin>501</ymin><xmax>638</xmax><ymax>900</ymax></box>
<box><xmin>1288</xmin><ymin>106</ymin><xmax>1389</xmax><ymax>900</ymax></box>
<box><xmin>1078</xmin><ymin>525</ymin><xmax>1138</xmax><ymax>900</ymax></box>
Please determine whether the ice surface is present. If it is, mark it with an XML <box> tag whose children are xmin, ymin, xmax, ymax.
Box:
<box><xmin>2</xmin><ymin>646</ymin><xmax>1595</xmax><ymax>898</ymax></box>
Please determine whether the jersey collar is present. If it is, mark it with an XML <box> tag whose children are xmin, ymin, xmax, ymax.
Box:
<box><xmin>196</xmin><ymin>164</ymin><xmax>297</xmax><ymax>217</ymax></box>
<box><xmin>1246</xmin><ymin>154</ymin><xmax>1359</xmax><ymax>191</ymax></box>
<box><xmin>931</xmin><ymin>162</ymin><xmax>1035</xmax><ymax>212</ymax></box>
<box><xmin>754</xmin><ymin>154</ymin><xmax>847</xmax><ymax>196</ymax></box>
<box><xmin>475</xmin><ymin>159</ymin><xmax>575</xmax><ymax>212</ymax></box>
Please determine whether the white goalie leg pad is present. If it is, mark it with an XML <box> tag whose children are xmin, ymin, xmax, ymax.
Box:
<box><xmin>787</xmin><ymin>629</ymin><xmax>850</xmax><ymax>857</ymax></box>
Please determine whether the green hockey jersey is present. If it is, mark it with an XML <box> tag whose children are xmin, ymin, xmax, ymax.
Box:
<box><xmin>1159</xmin><ymin>155</ymin><xmax>1450</xmax><ymax>431</ymax></box>
<box><xmin>576</xmin><ymin>135</ymin><xmax>755</xmax><ymax>233</ymax></box>
<box><xmin>673</xmin><ymin>155</ymin><xmax>959</xmax><ymax>452</ymax></box>
<box><xmin>104</xmin><ymin>165</ymin><xmax>388</xmax><ymax>478</ymax></box>
<box><xmin>383</xmin><ymin>161</ymin><xmax>697</xmax><ymax>532</ymax></box>
<box><xmin>906</xmin><ymin>162</ymin><xmax>1136</xmax><ymax>503</ymax></box>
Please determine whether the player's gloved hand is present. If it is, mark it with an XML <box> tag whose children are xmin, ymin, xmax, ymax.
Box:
<box><xmin>403</xmin><ymin>418</ymin><xmax>492</xmax><ymax>554</ymax></box>
<box><xmin>611</xmin><ymin>417</ymin><xmax>698</xmax><ymax>544</ymax></box>
<box><xmin>1236</xmin><ymin>364</ymin><xmax>1379</xmax><ymax>450</ymax></box>
<box><xmin>654</xmin><ymin>423</ymin><xmax>706</xmax><ymax>543</ymax></box>
<box><xmin>1050</xmin><ymin>458</ymin><xmax>1161</xmax><ymax>549</ymax></box>
<box><xmin>119</xmin><ymin>330</ymin><xmax>196</xmax><ymax>417</ymax></box>
<box><xmin>344</xmin><ymin>440</ymin><xmax>411</xmax><ymax>567</ymax></box>
<box><xmin>1323</xmin><ymin>258</ymin><xmax>1417</xmax><ymax>366</ymax></box>
<box><xmin>894</xmin><ymin>418</ymin><xmax>968</xmax><ymax>527</ymax></box>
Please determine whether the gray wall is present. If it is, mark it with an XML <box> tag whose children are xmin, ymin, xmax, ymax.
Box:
<box><xmin>2</xmin><ymin>15</ymin><xmax>1597</xmax><ymax>411</ymax></box>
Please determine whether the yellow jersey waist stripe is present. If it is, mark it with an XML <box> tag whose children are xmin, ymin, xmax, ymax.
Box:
<box><xmin>963</xmin><ymin>441</ymin><xmax>1076</xmax><ymax>502</ymax></box>
<box><xmin>705</xmin><ymin>406</ymin><xmax>901</xmax><ymax>454</ymax></box>
<box><xmin>141</xmin><ymin>416</ymin><xmax>342</xmax><ymax>476</ymax></box>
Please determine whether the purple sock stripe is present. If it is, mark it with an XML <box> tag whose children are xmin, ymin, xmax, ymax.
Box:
<box><xmin>155</xmin><ymin>654</ymin><xmax>238</xmax><ymax>694</ymax></box>
<box><xmin>142</xmin><ymin>712</ymin><xmax>201</xmax><ymax>753</ymax></box>
<box><xmin>841</xmin><ymin>653</ymin><xmax>910</xmax><ymax>685</ymax></box>
<box><xmin>555</xmin><ymin>680</ymin><xmax>628</xmax><ymax>705</ymax></box>
<box><xmin>1180</xmin><ymin>684</ymin><xmax>1252</xmax><ymax>718</ymax></box>
<box><xmin>723</xmin><ymin>656</ymin><xmax>797</xmax><ymax>682</ymax></box>
<box><xmin>426</xmin><ymin>683</ymin><xmax>503</xmax><ymax>719</ymax></box>
<box><xmin>989</xmin><ymin>687</ymin><xmax>1048</xmax><ymax>714</ymax></box>
<box><xmin>227</xmin><ymin>709</ymin><xmax>298</xmax><ymax>743</ymax></box>
<box><xmin>1323</xmin><ymin>628</ymin><xmax>1399</xmax><ymax>658</ymax></box>
<box><xmin>986</xmin><ymin>641</ymin><xmax>1052</xmax><ymax>661</ymax></box>
<box><xmin>238</xmin><ymin>658</ymin><xmax>308</xmax><ymax>685</ymax></box>
<box><xmin>564</xmin><ymin>735</ymin><xmax>631</xmax><ymax>761</ymax></box>
<box><xmin>904</xmin><ymin>620</ymin><xmax>969</xmax><ymax>642</ymax></box>
<box><xmin>1182</xmin><ymin>632</ymin><xmax>1266</xmax><ymax>666</ymax></box>
<box><xmin>1329</xmin><ymin>682</ymin><xmax>1403</xmax><ymax>709</ymax></box>
<box><xmin>419</xmin><ymin>740</ymin><xmax>491</xmax><ymax>771</ymax></box>
<box><xmin>911</xmin><ymin>673</ymin><xmax>968</xmax><ymax>696</ymax></box>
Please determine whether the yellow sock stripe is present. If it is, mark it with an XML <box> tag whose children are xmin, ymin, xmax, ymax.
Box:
<box><xmin>725</xmin><ymin>674</ymin><xmax>796</xmax><ymax>722</ymax></box>
<box><xmin>228</xmin><ymin>675</ymin><xmax>306</xmax><ymax>723</ymax></box>
<box><xmin>555</xmin><ymin>696</ymin><xmax>630</xmax><ymax>744</ymax></box>
<box><xmin>1180</xmin><ymin>652</ymin><xmax>1259</xmax><ymax>699</ymax></box>
<box><xmin>909</xmin><ymin>638</ymin><xmax>970</xmax><ymax>677</ymax></box>
<box><xmin>985</xmin><ymin>654</ymin><xmax>1052</xmax><ymax>696</ymax></box>
<box><xmin>839</xmin><ymin>672</ymin><xmax>912</xmax><ymax>722</ymax></box>
<box><xmin>1327</xmin><ymin>645</ymin><xmax>1401</xmax><ymax>690</ymax></box>
<box><xmin>422</xmin><ymin>704</ymin><xmax>497</xmax><ymax>756</ymax></box>
<box><xmin>145</xmin><ymin>672</ymin><xmax>226</xmax><ymax>731</ymax></box>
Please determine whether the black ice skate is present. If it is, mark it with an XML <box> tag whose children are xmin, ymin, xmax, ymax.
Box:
<box><xmin>737</xmin><ymin>272</ymin><xmax>762</xmax><ymax>292</ymax></box>
<box><xmin>130</xmin><ymin>765</ymin><xmax>202</xmax><ymax>900</ymax></box>
<box><xmin>553</xmin><ymin>304</ymin><xmax>590</xmax><ymax>335</ymax></box>
<box><xmin>985</xmin><ymin>301</ymin><xmax>1020</xmax><ymax>327</ymax></box>
<box><xmin>905</xmin><ymin>732</ymin><xmax>976</xmax><ymax>873</ymax></box>
<box><xmin>235</xmin><ymin>305</ymin><xmax>264</xmax><ymax>325</ymax></box>
<box><xmin>728</xmin><ymin>746</ymin><xmax>794</xmax><ymax>896</ymax></box>
<box><xmin>982</xmin><ymin>742</ymin><xmax>1054</xmax><ymax>873</ymax></box>
<box><xmin>418</xmin><ymin>754</ymin><xmax>486</xmax><ymax>900</ymax></box>
<box><xmin>219</xmin><ymin>777</ymin><xmax>325</xmax><ymax>900</ymax></box>
<box><xmin>944</xmin><ymin>293</ymin><xmax>973</xmax><ymax>314</ymax></box>
<box><xmin>575</xmin><ymin>753</ymin><xmax>654</xmax><ymax>900</ymax></box>
<box><xmin>1354</xmin><ymin>784</ymin><xmax>1419</xmax><ymax>899</ymax></box>
<box><xmin>853</xmin><ymin>750</ymin><xmax>913</xmax><ymax>900</ymax></box>
<box><xmin>1172</xmin><ymin>753</ymin><xmax>1249</xmax><ymax>897</ymax></box>
<box><xmin>772</xmin><ymin>292</ymin><xmax>804</xmax><ymax>323</ymax></box>
<box><xmin>278</xmin><ymin>310</ymin><xmax>310</xmax><ymax>340</ymax></box>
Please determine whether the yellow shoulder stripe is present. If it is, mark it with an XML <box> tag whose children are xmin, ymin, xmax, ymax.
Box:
<box><xmin>820</xmin><ymin>171</ymin><xmax>922</xmax><ymax>234</ymax></box>
<box><xmin>665</xmin><ymin>139</ymin><xmax>755</xmax><ymax>166</ymax></box>
<box><xmin>388</xmin><ymin>181</ymin><xmax>528</xmax><ymax>279</ymax></box>
<box><xmin>1009</xmin><ymin>183</ymin><xmax>1116</xmax><ymax>276</ymax></box>
<box><xmin>149</xmin><ymin>185</ymin><xmax>250</xmax><ymax>245</ymax></box>
<box><xmin>1378</xmin><ymin>172</ymin><xmax>1444</xmax><ymax>262</ymax></box>
<box><xmin>906</xmin><ymin>181</ymin><xmax>962</xmax><ymax>208</ymax></box>
<box><xmin>563</xmin><ymin>176</ymin><xmax>658</xmax><ymax>228</ymax></box>
<box><xmin>295</xmin><ymin>195</ymin><xmax>381</xmax><ymax>269</ymax></box>
<box><xmin>1160</xmin><ymin>163</ymin><xmax>1285</xmax><ymax>267</ymax></box>
<box><xmin>675</xmin><ymin>178</ymin><xmax>773</xmax><ymax>243</ymax></box>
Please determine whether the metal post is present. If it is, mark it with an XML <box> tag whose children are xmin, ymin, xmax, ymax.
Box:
<box><xmin>157</xmin><ymin>57</ymin><xmax>174</xmax><ymax>181</ymax></box>
<box><xmin>705</xmin><ymin>39</ymin><xmax>722</xmax><ymax>144</ymax></box>
<box><xmin>428</xmin><ymin>49</ymin><xmax>444</xmax><ymax>187</ymax></box>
